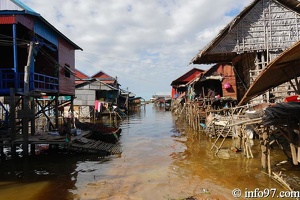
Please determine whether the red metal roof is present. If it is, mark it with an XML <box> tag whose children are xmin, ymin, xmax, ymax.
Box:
<box><xmin>91</xmin><ymin>70</ymin><xmax>117</xmax><ymax>84</ymax></box>
<box><xmin>92</xmin><ymin>71</ymin><xmax>113</xmax><ymax>79</ymax></box>
<box><xmin>75</xmin><ymin>69</ymin><xmax>89</xmax><ymax>79</ymax></box>
<box><xmin>171</xmin><ymin>68</ymin><xmax>205</xmax><ymax>86</ymax></box>
<box><xmin>0</xmin><ymin>16</ymin><xmax>16</xmax><ymax>24</ymax></box>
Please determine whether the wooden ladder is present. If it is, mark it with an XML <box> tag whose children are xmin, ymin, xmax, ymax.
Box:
<box><xmin>210</xmin><ymin>120</ymin><xmax>232</xmax><ymax>154</ymax></box>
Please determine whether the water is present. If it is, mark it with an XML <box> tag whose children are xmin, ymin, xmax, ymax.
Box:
<box><xmin>0</xmin><ymin>104</ymin><xmax>299</xmax><ymax>200</ymax></box>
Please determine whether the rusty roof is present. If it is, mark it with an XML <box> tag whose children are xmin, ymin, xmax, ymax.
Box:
<box><xmin>171</xmin><ymin>68</ymin><xmax>205</xmax><ymax>86</ymax></box>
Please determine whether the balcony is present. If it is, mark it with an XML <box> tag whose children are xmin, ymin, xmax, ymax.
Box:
<box><xmin>0</xmin><ymin>68</ymin><xmax>58</xmax><ymax>96</ymax></box>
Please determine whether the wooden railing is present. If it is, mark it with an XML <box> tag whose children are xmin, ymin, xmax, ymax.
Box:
<box><xmin>0</xmin><ymin>68</ymin><xmax>58</xmax><ymax>95</ymax></box>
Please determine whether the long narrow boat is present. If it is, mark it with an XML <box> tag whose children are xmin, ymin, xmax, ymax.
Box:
<box><xmin>75</xmin><ymin>118</ymin><xmax>122</xmax><ymax>143</ymax></box>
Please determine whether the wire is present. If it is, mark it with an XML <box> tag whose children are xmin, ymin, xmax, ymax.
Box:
<box><xmin>78</xmin><ymin>51</ymin><xmax>178</xmax><ymax>68</ymax></box>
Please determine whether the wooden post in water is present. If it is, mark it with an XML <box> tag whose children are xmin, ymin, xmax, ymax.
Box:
<box><xmin>9</xmin><ymin>88</ymin><xmax>16</xmax><ymax>157</ymax></box>
<box><xmin>22</xmin><ymin>41</ymin><xmax>34</xmax><ymax>156</ymax></box>
<box><xmin>55</xmin><ymin>95</ymin><xmax>59</xmax><ymax>129</ymax></box>
<box><xmin>287</xmin><ymin>122</ymin><xmax>298</xmax><ymax>165</ymax></box>
<box><xmin>126</xmin><ymin>88</ymin><xmax>129</xmax><ymax>114</ymax></box>
<box><xmin>30</xmin><ymin>97</ymin><xmax>35</xmax><ymax>155</ymax></box>
<box><xmin>260</xmin><ymin>126</ymin><xmax>268</xmax><ymax>169</ymax></box>
<box><xmin>267</xmin><ymin>141</ymin><xmax>271</xmax><ymax>176</ymax></box>
<box><xmin>298</xmin><ymin>122</ymin><xmax>300</xmax><ymax>163</ymax></box>
<box><xmin>298</xmin><ymin>136</ymin><xmax>300</xmax><ymax>164</ymax></box>
<box><xmin>66</xmin><ymin>117</ymin><xmax>72</xmax><ymax>145</ymax></box>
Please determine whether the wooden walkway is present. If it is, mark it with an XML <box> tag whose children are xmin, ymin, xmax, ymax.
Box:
<box><xmin>66</xmin><ymin>137</ymin><xmax>122</xmax><ymax>155</ymax></box>
<box><xmin>10</xmin><ymin>130</ymin><xmax>122</xmax><ymax>155</ymax></box>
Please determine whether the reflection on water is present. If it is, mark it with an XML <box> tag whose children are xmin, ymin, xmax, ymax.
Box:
<box><xmin>0</xmin><ymin>104</ymin><xmax>299</xmax><ymax>200</ymax></box>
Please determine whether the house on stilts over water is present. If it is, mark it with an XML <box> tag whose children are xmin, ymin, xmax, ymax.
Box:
<box><xmin>171</xmin><ymin>0</ymin><xmax>300</xmax><ymax>190</ymax></box>
<box><xmin>190</xmin><ymin>0</ymin><xmax>300</xmax><ymax>104</ymax></box>
<box><xmin>0</xmin><ymin>0</ymin><xmax>122</xmax><ymax>157</ymax></box>
<box><xmin>74</xmin><ymin>69</ymin><xmax>126</xmax><ymax>120</ymax></box>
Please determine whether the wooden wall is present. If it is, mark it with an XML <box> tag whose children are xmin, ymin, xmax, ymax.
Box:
<box><xmin>221</xmin><ymin>64</ymin><xmax>237</xmax><ymax>99</ymax></box>
<box><xmin>58</xmin><ymin>38</ymin><xmax>75</xmax><ymax>96</ymax></box>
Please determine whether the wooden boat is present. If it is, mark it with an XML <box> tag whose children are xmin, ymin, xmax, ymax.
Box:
<box><xmin>165</xmin><ymin>98</ymin><xmax>172</xmax><ymax>111</ymax></box>
<box><xmin>75</xmin><ymin>118</ymin><xmax>122</xmax><ymax>144</ymax></box>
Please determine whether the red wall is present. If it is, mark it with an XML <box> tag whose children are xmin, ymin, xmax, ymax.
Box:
<box><xmin>220</xmin><ymin>64</ymin><xmax>237</xmax><ymax>99</ymax></box>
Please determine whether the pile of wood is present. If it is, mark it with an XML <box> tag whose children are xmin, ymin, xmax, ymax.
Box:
<box><xmin>262</xmin><ymin>102</ymin><xmax>300</xmax><ymax>166</ymax></box>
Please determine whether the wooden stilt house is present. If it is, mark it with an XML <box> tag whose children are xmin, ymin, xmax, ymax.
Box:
<box><xmin>74</xmin><ymin>69</ymin><xmax>120</xmax><ymax>119</ymax></box>
<box><xmin>170</xmin><ymin>68</ymin><xmax>204</xmax><ymax>101</ymax></box>
<box><xmin>0</xmin><ymin>0</ymin><xmax>82</xmax><ymax>155</ymax></box>
<box><xmin>191</xmin><ymin>63</ymin><xmax>237</xmax><ymax>100</ymax></box>
<box><xmin>0</xmin><ymin>0</ymin><xmax>82</xmax><ymax>96</ymax></box>
<box><xmin>190</xmin><ymin>0</ymin><xmax>300</xmax><ymax>104</ymax></box>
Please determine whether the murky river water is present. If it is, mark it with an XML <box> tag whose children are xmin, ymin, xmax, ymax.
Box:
<box><xmin>0</xmin><ymin>104</ymin><xmax>299</xmax><ymax>200</ymax></box>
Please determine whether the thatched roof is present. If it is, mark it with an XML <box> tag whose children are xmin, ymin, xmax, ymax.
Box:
<box><xmin>190</xmin><ymin>0</ymin><xmax>300</xmax><ymax>65</ymax></box>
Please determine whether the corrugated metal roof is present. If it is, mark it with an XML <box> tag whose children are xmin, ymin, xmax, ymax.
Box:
<box><xmin>171</xmin><ymin>68</ymin><xmax>204</xmax><ymax>86</ymax></box>
<box><xmin>0</xmin><ymin>0</ymin><xmax>24</xmax><ymax>12</ymax></box>
<box><xmin>0</xmin><ymin>0</ymin><xmax>82</xmax><ymax>50</ymax></box>
<box><xmin>0</xmin><ymin>0</ymin><xmax>39</xmax><ymax>16</ymax></box>
<box><xmin>0</xmin><ymin>15</ymin><xmax>15</xmax><ymax>24</ymax></box>
<box><xmin>11</xmin><ymin>0</ymin><xmax>37</xmax><ymax>14</ymax></box>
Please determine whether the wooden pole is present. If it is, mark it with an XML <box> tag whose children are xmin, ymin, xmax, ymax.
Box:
<box><xmin>126</xmin><ymin>88</ymin><xmax>129</xmax><ymax>114</ymax></box>
<box><xmin>22</xmin><ymin>41</ymin><xmax>34</xmax><ymax>156</ymax></box>
<box><xmin>268</xmin><ymin>144</ymin><xmax>271</xmax><ymax>176</ymax></box>
<box><xmin>66</xmin><ymin>117</ymin><xmax>72</xmax><ymax>145</ymax></box>
<box><xmin>287</xmin><ymin>122</ymin><xmax>298</xmax><ymax>165</ymax></box>
<box><xmin>30</xmin><ymin>97</ymin><xmax>35</xmax><ymax>155</ymax></box>
<box><xmin>10</xmin><ymin>88</ymin><xmax>16</xmax><ymax>157</ymax></box>
<box><xmin>260</xmin><ymin>127</ymin><xmax>268</xmax><ymax>169</ymax></box>
<box><xmin>55</xmin><ymin>94</ymin><xmax>59</xmax><ymax>129</ymax></box>
<box><xmin>290</xmin><ymin>144</ymin><xmax>298</xmax><ymax>165</ymax></box>
<box><xmin>298</xmin><ymin>121</ymin><xmax>300</xmax><ymax>164</ymax></box>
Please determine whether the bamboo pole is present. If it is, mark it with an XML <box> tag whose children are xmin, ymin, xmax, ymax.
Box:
<box><xmin>298</xmin><ymin>122</ymin><xmax>300</xmax><ymax>163</ymax></box>
<box><xmin>297</xmin><ymin>146</ymin><xmax>300</xmax><ymax>163</ymax></box>
<box><xmin>290</xmin><ymin>144</ymin><xmax>298</xmax><ymax>165</ymax></box>
<box><xmin>286</xmin><ymin>122</ymin><xmax>298</xmax><ymax>165</ymax></box>
<box><xmin>261</xmin><ymin>127</ymin><xmax>268</xmax><ymax>169</ymax></box>
<box><xmin>268</xmin><ymin>144</ymin><xmax>271</xmax><ymax>176</ymax></box>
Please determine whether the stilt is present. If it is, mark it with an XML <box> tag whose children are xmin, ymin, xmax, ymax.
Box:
<box><xmin>268</xmin><ymin>145</ymin><xmax>271</xmax><ymax>176</ymax></box>
<box><xmin>260</xmin><ymin>127</ymin><xmax>268</xmax><ymax>169</ymax></box>
<box><xmin>290</xmin><ymin>144</ymin><xmax>298</xmax><ymax>165</ymax></box>
<box><xmin>297</xmin><ymin>147</ymin><xmax>300</xmax><ymax>163</ymax></box>
<box><xmin>298</xmin><ymin>124</ymin><xmax>300</xmax><ymax>163</ymax></box>
<box><xmin>30</xmin><ymin>97</ymin><xmax>35</xmax><ymax>155</ymax></box>
<box><xmin>55</xmin><ymin>95</ymin><xmax>59</xmax><ymax>129</ymax></box>
<box><xmin>10</xmin><ymin>88</ymin><xmax>16</xmax><ymax>157</ymax></box>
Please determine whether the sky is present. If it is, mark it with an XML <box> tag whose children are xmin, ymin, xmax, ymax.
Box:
<box><xmin>22</xmin><ymin>0</ymin><xmax>252</xmax><ymax>100</ymax></box>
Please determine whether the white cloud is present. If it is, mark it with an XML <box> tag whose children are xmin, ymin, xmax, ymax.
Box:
<box><xmin>22</xmin><ymin>0</ymin><xmax>251</xmax><ymax>99</ymax></box>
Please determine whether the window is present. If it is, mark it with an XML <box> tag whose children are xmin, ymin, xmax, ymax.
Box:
<box><xmin>64</xmin><ymin>64</ymin><xmax>71</xmax><ymax>78</ymax></box>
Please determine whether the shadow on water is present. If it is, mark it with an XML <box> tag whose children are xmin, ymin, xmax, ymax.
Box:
<box><xmin>0</xmin><ymin>104</ymin><xmax>299</xmax><ymax>200</ymax></box>
<box><xmin>0</xmin><ymin>151</ymin><xmax>115</xmax><ymax>200</ymax></box>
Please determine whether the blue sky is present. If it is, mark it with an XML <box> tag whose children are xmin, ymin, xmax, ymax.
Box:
<box><xmin>22</xmin><ymin>0</ymin><xmax>251</xmax><ymax>100</ymax></box>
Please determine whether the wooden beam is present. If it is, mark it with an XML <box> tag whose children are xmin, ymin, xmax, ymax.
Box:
<box><xmin>35</xmin><ymin>100</ymin><xmax>55</xmax><ymax>130</ymax></box>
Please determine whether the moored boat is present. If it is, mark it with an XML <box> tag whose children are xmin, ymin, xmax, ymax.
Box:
<box><xmin>75</xmin><ymin>118</ymin><xmax>122</xmax><ymax>143</ymax></box>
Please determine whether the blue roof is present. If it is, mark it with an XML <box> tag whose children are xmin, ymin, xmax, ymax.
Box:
<box><xmin>0</xmin><ymin>0</ymin><xmax>40</xmax><ymax>16</ymax></box>
<box><xmin>12</xmin><ymin>0</ymin><xmax>39</xmax><ymax>15</ymax></box>
<box><xmin>0</xmin><ymin>0</ymin><xmax>82</xmax><ymax>50</ymax></box>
